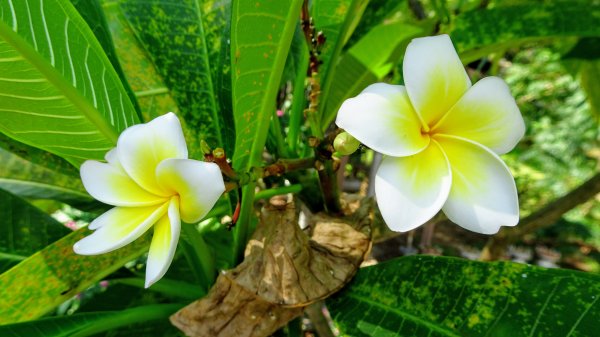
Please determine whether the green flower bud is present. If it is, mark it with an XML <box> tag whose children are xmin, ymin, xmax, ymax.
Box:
<box><xmin>333</xmin><ymin>131</ymin><xmax>360</xmax><ymax>155</ymax></box>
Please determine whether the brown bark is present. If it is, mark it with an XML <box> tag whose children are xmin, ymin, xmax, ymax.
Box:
<box><xmin>480</xmin><ymin>172</ymin><xmax>600</xmax><ymax>261</ymax></box>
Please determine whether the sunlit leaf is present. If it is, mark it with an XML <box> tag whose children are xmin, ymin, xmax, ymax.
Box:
<box><xmin>229</xmin><ymin>0</ymin><xmax>303</xmax><ymax>260</ymax></box>
<box><xmin>230</xmin><ymin>0</ymin><xmax>302</xmax><ymax>170</ymax></box>
<box><xmin>328</xmin><ymin>255</ymin><xmax>600</xmax><ymax>337</ymax></box>
<box><xmin>0</xmin><ymin>0</ymin><xmax>139</xmax><ymax>165</ymax></box>
<box><xmin>69</xmin><ymin>0</ymin><xmax>140</xmax><ymax>117</ymax></box>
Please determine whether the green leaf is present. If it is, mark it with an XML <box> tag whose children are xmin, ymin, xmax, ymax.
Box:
<box><xmin>0</xmin><ymin>304</ymin><xmax>181</xmax><ymax>337</ymax></box>
<box><xmin>450</xmin><ymin>3</ymin><xmax>600</xmax><ymax>63</ymax></box>
<box><xmin>0</xmin><ymin>0</ymin><xmax>139</xmax><ymax>166</ymax></box>
<box><xmin>328</xmin><ymin>255</ymin><xmax>600</xmax><ymax>337</ymax></box>
<box><xmin>230</xmin><ymin>0</ymin><xmax>303</xmax><ymax>171</ymax></box>
<box><xmin>0</xmin><ymin>146</ymin><xmax>92</xmax><ymax>204</ymax></box>
<box><xmin>69</xmin><ymin>0</ymin><xmax>141</xmax><ymax>119</ymax></box>
<box><xmin>312</xmin><ymin>0</ymin><xmax>369</xmax><ymax>131</ymax></box>
<box><xmin>577</xmin><ymin>60</ymin><xmax>600</xmax><ymax>120</ymax></box>
<box><xmin>120</xmin><ymin>0</ymin><xmax>234</xmax><ymax>153</ymax></box>
<box><xmin>229</xmin><ymin>0</ymin><xmax>303</xmax><ymax>261</ymax></box>
<box><xmin>0</xmin><ymin>229</ymin><xmax>150</xmax><ymax>324</ymax></box>
<box><xmin>0</xmin><ymin>252</ymin><xmax>24</xmax><ymax>273</ymax></box>
<box><xmin>0</xmin><ymin>188</ymin><xmax>70</xmax><ymax>257</ymax></box>
<box><xmin>321</xmin><ymin>21</ymin><xmax>428</xmax><ymax>128</ymax></box>
<box><xmin>345</xmin><ymin>0</ymin><xmax>410</xmax><ymax>47</ymax></box>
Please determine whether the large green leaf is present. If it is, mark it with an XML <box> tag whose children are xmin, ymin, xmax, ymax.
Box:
<box><xmin>328</xmin><ymin>256</ymin><xmax>600</xmax><ymax>337</ymax></box>
<box><xmin>0</xmin><ymin>304</ymin><xmax>181</xmax><ymax>337</ymax></box>
<box><xmin>230</xmin><ymin>0</ymin><xmax>303</xmax><ymax>171</ymax></box>
<box><xmin>0</xmin><ymin>188</ymin><xmax>69</xmax><ymax>257</ymax></box>
<box><xmin>450</xmin><ymin>3</ymin><xmax>600</xmax><ymax>63</ymax></box>
<box><xmin>0</xmin><ymin>229</ymin><xmax>150</xmax><ymax>324</ymax></box>
<box><xmin>0</xmin><ymin>0</ymin><xmax>139</xmax><ymax>166</ymax></box>
<box><xmin>229</xmin><ymin>0</ymin><xmax>303</xmax><ymax>261</ymax></box>
<box><xmin>0</xmin><ymin>147</ymin><xmax>91</xmax><ymax>204</ymax></box>
<box><xmin>120</xmin><ymin>0</ymin><xmax>234</xmax><ymax>153</ymax></box>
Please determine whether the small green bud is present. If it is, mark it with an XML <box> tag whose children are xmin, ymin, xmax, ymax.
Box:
<box><xmin>333</xmin><ymin>132</ymin><xmax>360</xmax><ymax>156</ymax></box>
<box><xmin>200</xmin><ymin>140</ymin><xmax>212</xmax><ymax>155</ymax></box>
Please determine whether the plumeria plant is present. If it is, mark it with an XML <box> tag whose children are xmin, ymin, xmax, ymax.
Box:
<box><xmin>0</xmin><ymin>1</ymin><xmax>599</xmax><ymax>337</ymax></box>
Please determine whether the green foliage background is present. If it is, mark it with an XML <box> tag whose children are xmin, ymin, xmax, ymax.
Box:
<box><xmin>0</xmin><ymin>0</ymin><xmax>598</xmax><ymax>336</ymax></box>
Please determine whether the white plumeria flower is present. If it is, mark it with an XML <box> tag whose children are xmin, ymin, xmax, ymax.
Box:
<box><xmin>73</xmin><ymin>113</ymin><xmax>225</xmax><ymax>287</ymax></box>
<box><xmin>336</xmin><ymin>34</ymin><xmax>525</xmax><ymax>234</ymax></box>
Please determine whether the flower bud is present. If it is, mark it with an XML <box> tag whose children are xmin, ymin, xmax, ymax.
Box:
<box><xmin>333</xmin><ymin>131</ymin><xmax>360</xmax><ymax>155</ymax></box>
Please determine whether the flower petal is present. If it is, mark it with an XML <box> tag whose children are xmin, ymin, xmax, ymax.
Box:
<box><xmin>432</xmin><ymin>77</ymin><xmax>525</xmax><ymax>155</ymax></box>
<box><xmin>80</xmin><ymin>160</ymin><xmax>167</xmax><ymax>207</ymax></box>
<box><xmin>336</xmin><ymin>83</ymin><xmax>429</xmax><ymax>157</ymax></box>
<box><xmin>145</xmin><ymin>197</ymin><xmax>181</xmax><ymax>288</ymax></box>
<box><xmin>156</xmin><ymin>159</ymin><xmax>225</xmax><ymax>223</ymax></box>
<box><xmin>375</xmin><ymin>141</ymin><xmax>451</xmax><ymax>232</ymax></box>
<box><xmin>73</xmin><ymin>202</ymin><xmax>169</xmax><ymax>254</ymax></box>
<box><xmin>403</xmin><ymin>34</ymin><xmax>471</xmax><ymax>126</ymax></box>
<box><xmin>117</xmin><ymin>112</ymin><xmax>188</xmax><ymax>196</ymax></box>
<box><xmin>436</xmin><ymin>135</ymin><xmax>519</xmax><ymax>234</ymax></box>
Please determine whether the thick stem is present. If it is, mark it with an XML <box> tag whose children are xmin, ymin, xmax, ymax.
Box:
<box><xmin>263</xmin><ymin>157</ymin><xmax>316</xmax><ymax>177</ymax></box>
<box><xmin>480</xmin><ymin>172</ymin><xmax>600</xmax><ymax>261</ymax></box>
<box><xmin>408</xmin><ymin>0</ymin><xmax>427</xmax><ymax>20</ymax></box>
<box><xmin>305</xmin><ymin>302</ymin><xmax>335</xmax><ymax>337</ymax></box>
<box><xmin>318</xmin><ymin>160</ymin><xmax>342</xmax><ymax>214</ymax></box>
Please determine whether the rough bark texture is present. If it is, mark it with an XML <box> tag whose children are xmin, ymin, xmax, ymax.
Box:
<box><xmin>171</xmin><ymin>198</ymin><xmax>372</xmax><ymax>337</ymax></box>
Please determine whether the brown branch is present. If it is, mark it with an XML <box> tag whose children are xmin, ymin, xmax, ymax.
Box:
<box><xmin>263</xmin><ymin>157</ymin><xmax>316</xmax><ymax>177</ymax></box>
<box><xmin>480</xmin><ymin>172</ymin><xmax>600</xmax><ymax>261</ymax></box>
<box><xmin>305</xmin><ymin>302</ymin><xmax>335</xmax><ymax>337</ymax></box>
<box><xmin>408</xmin><ymin>0</ymin><xmax>427</xmax><ymax>20</ymax></box>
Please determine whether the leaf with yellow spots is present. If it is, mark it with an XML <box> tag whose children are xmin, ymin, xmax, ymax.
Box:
<box><xmin>328</xmin><ymin>256</ymin><xmax>600</xmax><ymax>337</ymax></box>
<box><xmin>0</xmin><ymin>229</ymin><xmax>150</xmax><ymax>324</ymax></box>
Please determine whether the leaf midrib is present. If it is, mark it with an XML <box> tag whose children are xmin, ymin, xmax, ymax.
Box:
<box><xmin>244</xmin><ymin>1</ymin><xmax>302</xmax><ymax>168</ymax></box>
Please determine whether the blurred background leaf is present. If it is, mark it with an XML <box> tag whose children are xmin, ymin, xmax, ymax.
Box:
<box><xmin>0</xmin><ymin>189</ymin><xmax>69</xmax><ymax>273</ymax></box>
